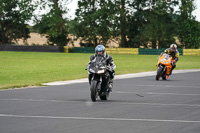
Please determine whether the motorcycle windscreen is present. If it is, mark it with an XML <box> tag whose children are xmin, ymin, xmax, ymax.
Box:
<box><xmin>90</xmin><ymin>56</ymin><xmax>106</xmax><ymax>72</ymax></box>
<box><xmin>164</xmin><ymin>54</ymin><xmax>170</xmax><ymax>60</ymax></box>
<box><xmin>96</xmin><ymin>56</ymin><xmax>103</xmax><ymax>63</ymax></box>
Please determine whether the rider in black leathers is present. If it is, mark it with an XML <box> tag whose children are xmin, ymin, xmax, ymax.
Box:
<box><xmin>87</xmin><ymin>45</ymin><xmax>116</xmax><ymax>93</ymax></box>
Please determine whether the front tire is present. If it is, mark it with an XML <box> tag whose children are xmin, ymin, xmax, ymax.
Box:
<box><xmin>91</xmin><ymin>81</ymin><xmax>98</xmax><ymax>102</ymax></box>
<box><xmin>156</xmin><ymin>66</ymin><xmax>163</xmax><ymax>80</ymax></box>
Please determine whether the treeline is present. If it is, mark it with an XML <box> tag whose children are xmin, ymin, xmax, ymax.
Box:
<box><xmin>0</xmin><ymin>0</ymin><xmax>200</xmax><ymax>48</ymax></box>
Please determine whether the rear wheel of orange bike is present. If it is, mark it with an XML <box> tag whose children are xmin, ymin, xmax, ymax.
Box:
<box><xmin>162</xmin><ymin>76</ymin><xmax>166</xmax><ymax>80</ymax></box>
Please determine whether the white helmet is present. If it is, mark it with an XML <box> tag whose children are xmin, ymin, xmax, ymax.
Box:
<box><xmin>170</xmin><ymin>44</ymin><xmax>177</xmax><ymax>50</ymax></box>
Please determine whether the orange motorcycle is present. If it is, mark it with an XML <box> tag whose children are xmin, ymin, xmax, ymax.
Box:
<box><xmin>156</xmin><ymin>53</ymin><xmax>173</xmax><ymax>80</ymax></box>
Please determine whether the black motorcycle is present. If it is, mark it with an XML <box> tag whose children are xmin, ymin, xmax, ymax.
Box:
<box><xmin>86</xmin><ymin>56</ymin><xmax>113</xmax><ymax>102</ymax></box>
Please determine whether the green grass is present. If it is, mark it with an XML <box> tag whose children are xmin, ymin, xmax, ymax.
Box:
<box><xmin>0</xmin><ymin>51</ymin><xmax>200</xmax><ymax>89</ymax></box>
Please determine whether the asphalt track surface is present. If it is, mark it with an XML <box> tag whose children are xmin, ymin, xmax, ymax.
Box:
<box><xmin>0</xmin><ymin>71</ymin><xmax>200</xmax><ymax>133</ymax></box>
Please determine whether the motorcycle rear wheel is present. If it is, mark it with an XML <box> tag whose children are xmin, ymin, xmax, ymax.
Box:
<box><xmin>100</xmin><ymin>81</ymin><xmax>112</xmax><ymax>100</ymax></box>
<box><xmin>100</xmin><ymin>92</ymin><xmax>109</xmax><ymax>100</ymax></box>
<box><xmin>162</xmin><ymin>76</ymin><xmax>166</xmax><ymax>80</ymax></box>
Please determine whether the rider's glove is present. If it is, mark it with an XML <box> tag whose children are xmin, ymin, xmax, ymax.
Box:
<box><xmin>172</xmin><ymin>60</ymin><xmax>176</xmax><ymax>63</ymax></box>
<box><xmin>86</xmin><ymin>64</ymin><xmax>90</xmax><ymax>70</ymax></box>
<box><xmin>171</xmin><ymin>60</ymin><xmax>176</xmax><ymax>65</ymax></box>
<box><xmin>106</xmin><ymin>66</ymin><xmax>112</xmax><ymax>72</ymax></box>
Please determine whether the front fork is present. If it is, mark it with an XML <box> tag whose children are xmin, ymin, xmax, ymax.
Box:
<box><xmin>91</xmin><ymin>74</ymin><xmax>101</xmax><ymax>92</ymax></box>
<box><xmin>158</xmin><ymin>64</ymin><xmax>166</xmax><ymax>76</ymax></box>
<box><xmin>91</xmin><ymin>73</ymin><xmax>111</xmax><ymax>93</ymax></box>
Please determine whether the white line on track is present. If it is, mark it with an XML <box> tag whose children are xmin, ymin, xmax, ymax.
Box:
<box><xmin>134</xmin><ymin>84</ymin><xmax>200</xmax><ymax>89</ymax></box>
<box><xmin>0</xmin><ymin>114</ymin><xmax>200</xmax><ymax>123</ymax></box>
<box><xmin>42</xmin><ymin>69</ymin><xmax>200</xmax><ymax>86</ymax></box>
<box><xmin>115</xmin><ymin>91</ymin><xmax>200</xmax><ymax>96</ymax></box>
<box><xmin>1</xmin><ymin>98</ymin><xmax>200</xmax><ymax>107</ymax></box>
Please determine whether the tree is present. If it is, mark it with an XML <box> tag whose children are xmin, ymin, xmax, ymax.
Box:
<box><xmin>70</xmin><ymin>0</ymin><xmax>133</xmax><ymax>47</ymax></box>
<box><xmin>142</xmin><ymin>0</ymin><xmax>178</xmax><ymax>48</ymax></box>
<box><xmin>33</xmin><ymin>0</ymin><xmax>70</xmax><ymax>46</ymax></box>
<box><xmin>176</xmin><ymin>0</ymin><xmax>200</xmax><ymax>48</ymax></box>
<box><xmin>70</xmin><ymin>0</ymin><xmax>116</xmax><ymax>47</ymax></box>
<box><xmin>126</xmin><ymin>0</ymin><xmax>150</xmax><ymax>48</ymax></box>
<box><xmin>127</xmin><ymin>0</ymin><xmax>178</xmax><ymax>48</ymax></box>
<box><xmin>69</xmin><ymin>0</ymin><xmax>97</xmax><ymax>46</ymax></box>
<box><xmin>0</xmin><ymin>0</ymin><xmax>35</xmax><ymax>44</ymax></box>
<box><xmin>114</xmin><ymin>0</ymin><xmax>127</xmax><ymax>47</ymax></box>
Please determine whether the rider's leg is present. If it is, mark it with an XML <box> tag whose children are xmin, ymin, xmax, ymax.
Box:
<box><xmin>170</xmin><ymin>63</ymin><xmax>176</xmax><ymax>75</ymax></box>
<box><xmin>110</xmin><ymin>71</ymin><xmax>115</xmax><ymax>82</ymax></box>
<box><xmin>101</xmin><ymin>71</ymin><xmax>110</xmax><ymax>93</ymax></box>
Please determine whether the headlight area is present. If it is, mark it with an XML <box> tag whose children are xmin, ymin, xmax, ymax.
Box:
<box><xmin>97</xmin><ymin>69</ymin><xmax>105</xmax><ymax>74</ymax></box>
<box><xmin>89</xmin><ymin>69</ymin><xmax>95</xmax><ymax>73</ymax></box>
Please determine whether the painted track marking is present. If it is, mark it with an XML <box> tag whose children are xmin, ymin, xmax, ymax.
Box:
<box><xmin>115</xmin><ymin>91</ymin><xmax>200</xmax><ymax>96</ymax></box>
<box><xmin>1</xmin><ymin>98</ymin><xmax>200</xmax><ymax>107</ymax></box>
<box><xmin>0</xmin><ymin>114</ymin><xmax>200</xmax><ymax>123</ymax></box>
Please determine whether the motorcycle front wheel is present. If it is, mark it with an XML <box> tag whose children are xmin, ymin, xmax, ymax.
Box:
<box><xmin>90</xmin><ymin>80</ymin><xmax>98</xmax><ymax>102</ymax></box>
<box><xmin>156</xmin><ymin>66</ymin><xmax>163</xmax><ymax>80</ymax></box>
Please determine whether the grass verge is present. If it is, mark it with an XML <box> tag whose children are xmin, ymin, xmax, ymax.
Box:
<box><xmin>0</xmin><ymin>51</ymin><xmax>200</xmax><ymax>89</ymax></box>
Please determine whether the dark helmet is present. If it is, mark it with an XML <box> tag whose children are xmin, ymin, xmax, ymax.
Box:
<box><xmin>95</xmin><ymin>45</ymin><xmax>105</xmax><ymax>56</ymax></box>
<box><xmin>170</xmin><ymin>44</ymin><xmax>177</xmax><ymax>50</ymax></box>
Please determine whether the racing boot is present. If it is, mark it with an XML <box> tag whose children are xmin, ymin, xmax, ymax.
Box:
<box><xmin>108</xmin><ymin>79</ymin><xmax>113</xmax><ymax>92</ymax></box>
